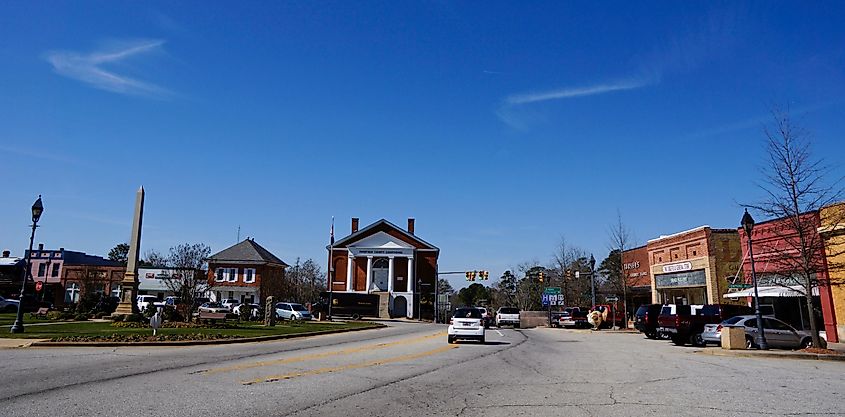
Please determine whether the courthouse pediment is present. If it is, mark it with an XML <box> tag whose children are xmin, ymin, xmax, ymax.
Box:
<box><xmin>348</xmin><ymin>232</ymin><xmax>414</xmax><ymax>249</ymax></box>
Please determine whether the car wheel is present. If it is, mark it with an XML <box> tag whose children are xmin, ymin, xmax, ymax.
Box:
<box><xmin>646</xmin><ymin>332</ymin><xmax>659</xmax><ymax>339</ymax></box>
<box><xmin>691</xmin><ymin>333</ymin><xmax>705</xmax><ymax>347</ymax></box>
<box><xmin>800</xmin><ymin>337</ymin><xmax>814</xmax><ymax>349</ymax></box>
<box><xmin>351</xmin><ymin>313</ymin><xmax>361</xmax><ymax>320</ymax></box>
<box><xmin>745</xmin><ymin>336</ymin><xmax>757</xmax><ymax>349</ymax></box>
<box><xmin>480</xmin><ymin>335</ymin><xmax>486</xmax><ymax>344</ymax></box>
<box><xmin>447</xmin><ymin>335</ymin><xmax>455</xmax><ymax>344</ymax></box>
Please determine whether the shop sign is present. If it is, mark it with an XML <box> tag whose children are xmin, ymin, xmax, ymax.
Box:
<box><xmin>655</xmin><ymin>269</ymin><xmax>706</xmax><ymax>288</ymax></box>
<box><xmin>662</xmin><ymin>262</ymin><xmax>692</xmax><ymax>273</ymax></box>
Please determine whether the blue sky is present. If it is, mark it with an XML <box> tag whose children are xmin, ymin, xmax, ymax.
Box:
<box><xmin>1</xmin><ymin>1</ymin><xmax>844</xmax><ymax>290</ymax></box>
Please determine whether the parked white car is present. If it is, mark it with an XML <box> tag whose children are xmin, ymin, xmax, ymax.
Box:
<box><xmin>136</xmin><ymin>295</ymin><xmax>163</xmax><ymax>312</ymax></box>
<box><xmin>275</xmin><ymin>302</ymin><xmax>313</xmax><ymax>320</ymax></box>
<box><xmin>221</xmin><ymin>298</ymin><xmax>240</xmax><ymax>312</ymax></box>
<box><xmin>448</xmin><ymin>307</ymin><xmax>485</xmax><ymax>344</ymax></box>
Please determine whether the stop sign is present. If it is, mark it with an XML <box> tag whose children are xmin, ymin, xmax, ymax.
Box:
<box><xmin>35</xmin><ymin>281</ymin><xmax>43</xmax><ymax>292</ymax></box>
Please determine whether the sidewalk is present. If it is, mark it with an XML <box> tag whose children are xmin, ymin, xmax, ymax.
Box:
<box><xmin>696</xmin><ymin>343</ymin><xmax>845</xmax><ymax>362</ymax></box>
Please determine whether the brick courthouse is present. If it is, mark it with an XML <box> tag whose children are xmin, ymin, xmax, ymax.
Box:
<box><xmin>329</xmin><ymin>218</ymin><xmax>439</xmax><ymax>319</ymax></box>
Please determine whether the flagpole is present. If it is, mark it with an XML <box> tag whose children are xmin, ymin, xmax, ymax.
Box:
<box><xmin>327</xmin><ymin>217</ymin><xmax>334</xmax><ymax>321</ymax></box>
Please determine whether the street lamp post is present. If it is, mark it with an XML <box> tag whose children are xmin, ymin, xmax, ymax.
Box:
<box><xmin>10</xmin><ymin>196</ymin><xmax>43</xmax><ymax>334</ymax></box>
<box><xmin>741</xmin><ymin>209</ymin><xmax>768</xmax><ymax>350</ymax></box>
<box><xmin>589</xmin><ymin>254</ymin><xmax>596</xmax><ymax>308</ymax></box>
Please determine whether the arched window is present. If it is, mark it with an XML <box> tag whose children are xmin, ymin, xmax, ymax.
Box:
<box><xmin>373</xmin><ymin>258</ymin><xmax>389</xmax><ymax>269</ymax></box>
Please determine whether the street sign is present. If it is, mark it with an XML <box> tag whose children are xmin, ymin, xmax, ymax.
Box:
<box><xmin>728</xmin><ymin>284</ymin><xmax>753</xmax><ymax>289</ymax></box>
<box><xmin>542</xmin><ymin>293</ymin><xmax>565</xmax><ymax>306</ymax></box>
<box><xmin>543</xmin><ymin>287</ymin><xmax>561</xmax><ymax>295</ymax></box>
<box><xmin>606</xmin><ymin>296</ymin><xmax>618</xmax><ymax>302</ymax></box>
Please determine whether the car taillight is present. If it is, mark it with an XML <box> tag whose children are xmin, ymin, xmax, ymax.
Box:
<box><xmin>644</xmin><ymin>312</ymin><xmax>649</xmax><ymax>321</ymax></box>
<box><xmin>675</xmin><ymin>316</ymin><xmax>680</xmax><ymax>327</ymax></box>
<box><xmin>716</xmin><ymin>325</ymin><xmax>722</xmax><ymax>332</ymax></box>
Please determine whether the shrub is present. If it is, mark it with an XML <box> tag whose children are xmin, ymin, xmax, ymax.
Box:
<box><xmin>74</xmin><ymin>314</ymin><xmax>89</xmax><ymax>321</ymax></box>
<box><xmin>124</xmin><ymin>313</ymin><xmax>144</xmax><ymax>323</ymax></box>
<box><xmin>111</xmin><ymin>314</ymin><xmax>125</xmax><ymax>322</ymax></box>
<box><xmin>162</xmin><ymin>306</ymin><xmax>183</xmax><ymax>322</ymax></box>
<box><xmin>142</xmin><ymin>304</ymin><xmax>157</xmax><ymax>319</ymax></box>
<box><xmin>58</xmin><ymin>311</ymin><xmax>76</xmax><ymax>320</ymax></box>
<box><xmin>46</xmin><ymin>311</ymin><xmax>64</xmax><ymax>320</ymax></box>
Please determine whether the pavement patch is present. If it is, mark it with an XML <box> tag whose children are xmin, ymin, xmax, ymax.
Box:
<box><xmin>242</xmin><ymin>344</ymin><xmax>458</xmax><ymax>385</ymax></box>
<box><xmin>199</xmin><ymin>331</ymin><xmax>446</xmax><ymax>375</ymax></box>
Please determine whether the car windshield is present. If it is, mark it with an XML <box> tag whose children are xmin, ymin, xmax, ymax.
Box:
<box><xmin>499</xmin><ymin>308</ymin><xmax>519</xmax><ymax>314</ymax></box>
<box><xmin>722</xmin><ymin>316</ymin><xmax>744</xmax><ymax>325</ymax></box>
<box><xmin>205</xmin><ymin>303</ymin><xmax>222</xmax><ymax>308</ymax></box>
<box><xmin>660</xmin><ymin>306</ymin><xmax>673</xmax><ymax>315</ymax></box>
<box><xmin>455</xmin><ymin>308</ymin><xmax>482</xmax><ymax>319</ymax></box>
<box><xmin>291</xmin><ymin>304</ymin><xmax>308</xmax><ymax>311</ymax></box>
<box><xmin>635</xmin><ymin>306</ymin><xmax>648</xmax><ymax>315</ymax></box>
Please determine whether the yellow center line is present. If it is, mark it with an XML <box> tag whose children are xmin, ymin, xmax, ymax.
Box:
<box><xmin>200</xmin><ymin>331</ymin><xmax>446</xmax><ymax>376</ymax></box>
<box><xmin>242</xmin><ymin>344</ymin><xmax>458</xmax><ymax>385</ymax></box>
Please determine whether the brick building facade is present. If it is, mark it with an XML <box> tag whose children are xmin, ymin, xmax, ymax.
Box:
<box><xmin>647</xmin><ymin>226</ymin><xmax>742</xmax><ymax>306</ymax></box>
<box><xmin>329</xmin><ymin>218</ymin><xmax>439</xmax><ymax>319</ymax></box>
<box><xmin>207</xmin><ymin>239</ymin><xmax>288</xmax><ymax>304</ymax></box>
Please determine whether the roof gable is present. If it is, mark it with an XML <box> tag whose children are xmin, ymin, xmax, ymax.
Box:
<box><xmin>332</xmin><ymin>219</ymin><xmax>438</xmax><ymax>250</ymax></box>
<box><xmin>349</xmin><ymin>231</ymin><xmax>414</xmax><ymax>249</ymax></box>
<box><xmin>208</xmin><ymin>239</ymin><xmax>288</xmax><ymax>266</ymax></box>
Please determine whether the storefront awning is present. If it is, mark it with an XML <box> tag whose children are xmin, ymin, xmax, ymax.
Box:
<box><xmin>723</xmin><ymin>285</ymin><xmax>819</xmax><ymax>298</ymax></box>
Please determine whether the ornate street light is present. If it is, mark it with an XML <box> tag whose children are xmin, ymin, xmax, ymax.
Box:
<box><xmin>10</xmin><ymin>196</ymin><xmax>43</xmax><ymax>334</ymax></box>
<box><xmin>589</xmin><ymin>254</ymin><xmax>596</xmax><ymax>307</ymax></box>
<box><xmin>741</xmin><ymin>209</ymin><xmax>768</xmax><ymax>350</ymax></box>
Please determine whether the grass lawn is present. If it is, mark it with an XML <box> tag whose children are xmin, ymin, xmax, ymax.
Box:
<box><xmin>0</xmin><ymin>312</ymin><xmax>63</xmax><ymax>326</ymax></box>
<box><xmin>2</xmin><ymin>320</ymin><xmax>380</xmax><ymax>341</ymax></box>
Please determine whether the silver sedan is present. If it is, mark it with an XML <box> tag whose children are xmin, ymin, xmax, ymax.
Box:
<box><xmin>706</xmin><ymin>315</ymin><xmax>826</xmax><ymax>349</ymax></box>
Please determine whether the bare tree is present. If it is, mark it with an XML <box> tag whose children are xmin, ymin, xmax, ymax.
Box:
<box><xmin>745</xmin><ymin>108</ymin><xmax>844</xmax><ymax>347</ymax></box>
<box><xmin>607</xmin><ymin>211</ymin><xmax>634</xmax><ymax>326</ymax></box>
<box><xmin>550</xmin><ymin>237</ymin><xmax>590</xmax><ymax>308</ymax></box>
<box><xmin>140</xmin><ymin>249</ymin><xmax>168</xmax><ymax>268</ymax></box>
<box><xmin>162</xmin><ymin>243</ymin><xmax>212</xmax><ymax>321</ymax></box>
<box><xmin>285</xmin><ymin>258</ymin><xmax>325</xmax><ymax>304</ymax></box>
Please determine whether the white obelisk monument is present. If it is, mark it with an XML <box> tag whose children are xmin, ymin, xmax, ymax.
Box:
<box><xmin>114</xmin><ymin>186</ymin><xmax>144</xmax><ymax>316</ymax></box>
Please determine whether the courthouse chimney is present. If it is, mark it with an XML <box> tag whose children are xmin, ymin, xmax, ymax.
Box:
<box><xmin>352</xmin><ymin>218</ymin><xmax>359</xmax><ymax>233</ymax></box>
<box><xmin>407</xmin><ymin>218</ymin><xmax>415</xmax><ymax>235</ymax></box>
<box><xmin>38</xmin><ymin>243</ymin><xmax>44</xmax><ymax>251</ymax></box>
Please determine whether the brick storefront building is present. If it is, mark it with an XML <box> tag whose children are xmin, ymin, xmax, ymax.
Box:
<box><xmin>647</xmin><ymin>226</ymin><xmax>742</xmax><ymax>306</ymax></box>
<box><xmin>329</xmin><ymin>218</ymin><xmax>439</xmax><ymax>319</ymax></box>
<box><xmin>622</xmin><ymin>245</ymin><xmax>652</xmax><ymax>311</ymax></box>
<box><xmin>26</xmin><ymin>245</ymin><xmax>124</xmax><ymax>306</ymax></box>
<box><xmin>732</xmin><ymin>211</ymin><xmax>839</xmax><ymax>342</ymax></box>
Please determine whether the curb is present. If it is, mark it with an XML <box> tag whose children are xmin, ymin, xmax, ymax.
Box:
<box><xmin>695</xmin><ymin>348</ymin><xmax>845</xmax><ymax>362</ymax></box>
<box><xmin>26</xmin><ymin>322</ymin><xmax>386</xmax><ymax>348</ymax></box>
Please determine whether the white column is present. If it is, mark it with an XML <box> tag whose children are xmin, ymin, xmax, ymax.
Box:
<box><xmin>346</xmin><ymin>255</ymin><xmax>354</xmax><ymax>292</ymax></box>
<box><xmin>365</xmin><ymin>256</ymin><xmax>373</xmax><ymax>293</ymax></box>
<box><xmin>387</xmin><ymin>257</ymin><xmax>395</xmax><ymax>293</ymax></box>
<box><xmin>407</xmin><ymin>257</ymin><xmax>414</xmax><ymax>293</ymax></box>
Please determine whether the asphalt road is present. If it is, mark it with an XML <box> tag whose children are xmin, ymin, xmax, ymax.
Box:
<box><xmin>1</xmin><ymin>322</ymin><xmax>843</xmax><ymax>417</ymax></box>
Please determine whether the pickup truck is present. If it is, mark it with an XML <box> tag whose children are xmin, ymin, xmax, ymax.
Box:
<box><xmin>634</xmin><ymin>304</ymin><xmax>663</xmax><ymax>339</ymax></box>
<box><xmin>667</xmin><ymin>304</ymin><xmax>755</xmax><ymax>346</ymax></box>
<box><xmin>556</xmin><ymin>307</ymin><xmax>589</xmax><ymax>328</ymax></box>
<box><xmin>495</xmin><ymin>307</ymin><xmax>520</xmax><ymax>328</ymax></box>
<box><xmin>592</xmin><ymin>304</ymin><xmax>626</xmax><ymax>329</ymax></box>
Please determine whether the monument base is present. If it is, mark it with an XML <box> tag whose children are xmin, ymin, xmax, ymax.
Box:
<box><xmin>112</xmin><ymin>302</ymin><xmax>136</xmax><ymax>317</ymax></box>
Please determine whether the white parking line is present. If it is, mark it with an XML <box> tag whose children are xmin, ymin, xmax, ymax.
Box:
<box><xmin>495</xmin><ymin>330</ymin><xmax>504</xmax><ymax>337</ymax></box>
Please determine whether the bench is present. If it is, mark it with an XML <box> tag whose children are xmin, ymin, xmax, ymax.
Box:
<box><xmin>29</xmin><ymin>307</ymin><xmax>50</xmax><ymax>319</ymax></box>
<box><xmin>196</xmin><ymin>311</ymin><xmax>228</xmax><ymax>324</ymax></box>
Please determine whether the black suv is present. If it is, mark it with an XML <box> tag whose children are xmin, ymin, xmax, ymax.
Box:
<box><xmin>634</xmin><ymin>304</ymin><xmax>663</xmax><ymax>339</ymax></box>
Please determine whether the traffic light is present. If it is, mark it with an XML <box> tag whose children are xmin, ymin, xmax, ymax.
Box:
<box><xmin>465</xmin><ymin>271</ymin><xmax>472</xmax><ymax>281</ymax></box>
<box><xmin>538</xmin><ymin>271</ymin><xmax>544</xmax><ymax>283</ymax></box>
<box><xmin>482</xmin><ymin>270</ymin><xmax>489</xmax><ymax>280</ymax></box>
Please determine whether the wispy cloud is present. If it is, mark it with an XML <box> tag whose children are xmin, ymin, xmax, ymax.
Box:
<box><xmin>45</xmin><ymin>39</ymin><xmax>171</xmax><ymax>98</ymax></box>
<box><xmin>504</xmin><ymin>79</ymin><xmax>651</xmax><ymax>106</ymax></box>
<box><xmin>496</xmin><ymin>77</ymin><xmax>654</xmax><ymax>129</ymax></box>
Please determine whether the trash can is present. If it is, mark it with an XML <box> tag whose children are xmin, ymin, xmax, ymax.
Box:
<box><xmin>721</xmin><ymin>326</ymin><xmax>746</xmax><ymax>350</ymax></box>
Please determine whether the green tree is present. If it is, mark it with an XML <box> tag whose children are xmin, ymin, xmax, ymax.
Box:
<box><xmin>458</xmin><ymin>283</ymin><xmax>490</xmax><ymax>307</ymax></box>
<box><xmin>108</xmin><ymin>243</ymin><xmax>129</xmax><ymax>265</ymax></box>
